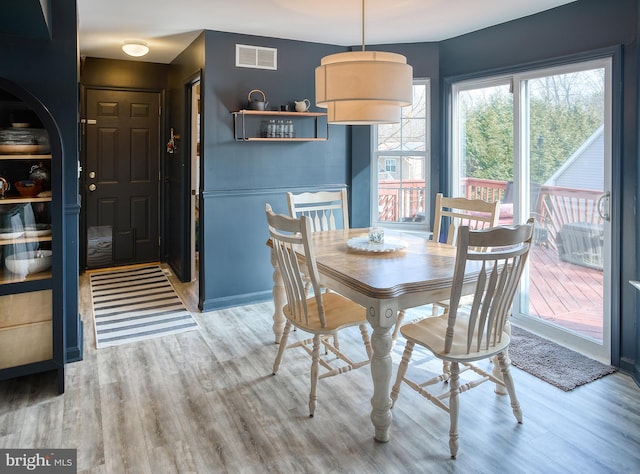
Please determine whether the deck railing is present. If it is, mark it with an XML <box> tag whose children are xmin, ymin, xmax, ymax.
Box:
<box><xmin>378</xmin><ymin>179</ymin><xmax>426</xmax><ymax>222</ymax></box>
<box><xmin>377</xmin><ymin>177</ymin><xmax>506</xmax><ymax>222</ymax></box>
<box><xmin>461</xmin><ymin>177</ymin><xmax>507</xmax><ymax>203</ymax></box>
<box><xmin>458</xmin><ymin>178</ymin><xmax>605</xmax><ymax>268</ymax></box>
<box><xmin>536</xmin><ymin>185</ymin><xmax>604</xmax><ymax>269</ymax></box>
<box><xmin>377</xmin><ymin>178</ymin><xmax>604</xmax><ymax>250</ymax></box>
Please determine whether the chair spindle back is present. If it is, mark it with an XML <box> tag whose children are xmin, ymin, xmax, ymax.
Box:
<box><xmin>287</xmin><ymin>190</ymin><xmax>349</xmax><ymax>233</ymax></box>
<box><xmin>266</xmin><ymin>204</ymin><xmax>326</xmax><ymax>328</ymax></box>
<box><xmin>445</xmin><ymin>219</ymin><xmax>535</xmax><ymax>355</ymax></box>
<box><xmin>432</xmin><ymin>193</ymin><xmax>500</xmax><ymax>245</ymax></box>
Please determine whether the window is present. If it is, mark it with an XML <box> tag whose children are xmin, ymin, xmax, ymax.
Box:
<box><xmin>372</xmin><ymin>80</ymin><xmax>430</xmax><ymax>228</ymax></box>
<box><xmin>385</xmin><ymin>159</ymin><xmax>397</xmax><ymax>173</ymax></box>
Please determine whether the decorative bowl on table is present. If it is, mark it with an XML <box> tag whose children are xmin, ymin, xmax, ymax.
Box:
<box><xmin>346</xmin><ymin>236</ymin><xmax>407</xmax><ymax>253</ymax></box>
<box><xmin>14</xmin><ymin>180</ymin><xmax>43</xmax><ymax>198</ymax></box>
<box><xmin>5</xmin><ymin>250</ymin><xmax>52</xmax><ymax>275</ymax></box>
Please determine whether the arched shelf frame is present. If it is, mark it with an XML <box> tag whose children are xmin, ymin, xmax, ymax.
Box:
<box><xmin>0</xmin><ymin>76</ymin><xmax>65</xmax><ymax>394</ymax></box>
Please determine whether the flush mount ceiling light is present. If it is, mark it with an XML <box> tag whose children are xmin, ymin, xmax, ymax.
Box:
<box><xmin>315</xmin><ymin>0</ymin><xmax>413</xmax><ymax>124</ymax></box>
<box><xmin>122</xmin><ymin>40</ymin><xmax>150</xmax><ymax>57</ymax></box>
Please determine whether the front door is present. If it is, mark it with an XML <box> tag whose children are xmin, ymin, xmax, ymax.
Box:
<box><xmin>84</xmin><ymin>89</ymin><xmax>160</xmax><ymax>268</ymax></box>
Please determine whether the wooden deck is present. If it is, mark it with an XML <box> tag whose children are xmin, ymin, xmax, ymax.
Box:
<box><xmin>528</xmin><ymin>243</ymin><xmax>603</xmax><ymax>340</ymax></box>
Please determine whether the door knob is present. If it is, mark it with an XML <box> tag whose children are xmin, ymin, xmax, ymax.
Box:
<box><xmin>88</xmin><ymin>184</ymin><xmax>97</xmax><ymax>191</ymax></box>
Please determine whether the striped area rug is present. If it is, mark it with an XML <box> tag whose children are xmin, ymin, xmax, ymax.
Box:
<box><xmin>90</xmin><ymin>265</ymin><xmax>199</xmax><ymax>348</ymax></box>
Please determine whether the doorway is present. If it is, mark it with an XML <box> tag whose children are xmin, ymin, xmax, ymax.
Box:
<box><xmin>189</xmin><ymin>80</ymin><xmax>200</xmax><ymax>281</ymax></box>
<box><xmin>450</xmin><ymin>57</ymin><xmax>612</xmax><ymax>363</ymax></box>
<box><xmin>83</xmin><ymin>88</ymin><xmax>161</xmax><ymax>268</ymax></box>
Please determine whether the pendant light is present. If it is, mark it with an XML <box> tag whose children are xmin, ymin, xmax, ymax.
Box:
<box><xmin>315</xmin><ymin>0</ymin><xmax>413</xmax><ymax>124</ymax></box>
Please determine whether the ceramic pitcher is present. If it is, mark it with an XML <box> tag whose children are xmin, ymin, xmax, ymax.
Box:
<box><xmin>294</xmin><ymin>99</ymin><xmax>310</xmax><ymax>112</ymax></box>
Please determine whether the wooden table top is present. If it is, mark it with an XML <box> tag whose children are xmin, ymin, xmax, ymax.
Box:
<box><xmin>310</xmin><ymin>228</ymin><xmax>480</xmax><ymax>300</ymax></box>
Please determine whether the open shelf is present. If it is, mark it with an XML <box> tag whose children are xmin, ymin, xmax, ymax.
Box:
<box><xmin>239</xmin><ymin>137</ymin><xmax>328</xmax><ymax>142</ymax></box>
<box><xmin>0</xmin><ymin>235</ymin><xmax>52</xmax><ymax>246</ymax></box>
<box><xmin>0</xmin><ymin>153</ymin><xmax>51</xmax><ymax>160</ymax></box>
<box><xmin>0</xmin><ymin>268</ymin><xmax>52</xmax><ymax>285</ymax></box>
<box><xmin>0</xmin><ymin>196</ymin><xmax>51</xmax><ymax>204</ymax></box>
<box><xmin>233</xmin><ymin>110</ymin><xmax>326</xmax><ymax>117</ymax></box>
<box><xmin>232</xmin><ymin>110</ymin><xmax>328</xmax><ymax>141</ymax></box>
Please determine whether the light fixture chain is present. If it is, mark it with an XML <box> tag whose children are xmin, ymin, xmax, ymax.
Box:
<box><xmin>361</xmin><ymin>0</ymin><xmax>365</xmax><ymax>51</ymax></box>
<box><xmin>315</xmin><ymin>0</ymin><xmax>413</xmax><ymax>124</ymax></box>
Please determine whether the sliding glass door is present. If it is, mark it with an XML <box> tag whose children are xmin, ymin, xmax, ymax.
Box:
<box><xmin>451</xmin><ymin>58</ymin><xmax>612</xmax><ymax>362</ymax></box>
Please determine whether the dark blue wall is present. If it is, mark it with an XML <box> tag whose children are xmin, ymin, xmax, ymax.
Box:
<box><xmin>166</xmin><ymin>34</ymin><xmax>204</xmax><ymax>284</ymax></box>
<box><xmin>2</xmin><ymin>0</ymin><xmax>52</xmax><ymax>39</ymax></box>
<box><xmin>439</xmin><ymin>0</ymin><xmax>635</xmax><ymax>76</ymax></box>
<box><xmin>191</xmin><ymin>1</ymin><xmax>639</xmax><ymax>378</ymax></box>
<box><xmin>435</xmin><ymin>0</ymin><xmax>638</xmax><ymax>375</ymax></box>
<box><xmin>0</xmin><ymin>0</ymin><xmax>82</xmax><ymax>362</ymax></box>
<box><xmin>196</xmin><ymin>31</ymin><xmax>350</xmax><ymax>311</ymax></box>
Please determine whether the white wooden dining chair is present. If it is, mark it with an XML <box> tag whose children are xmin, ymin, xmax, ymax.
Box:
<box><xmin>431</xmin><ymin>193</ymin><xmax>500</xmax><ymax>245</ymax></box>
<box><xmin>390</xmin><ymin>219</ymin><xmax>535</xmax><ymax>458</ymax></box>
<box><xmin>287</xmin><ymin>189</ymin><xmax>349</xmax><ymax>232</ymax></box>
<box><xmin>287</xmin><ymin>189</ymin><xmax>349</xmax><ymax>348</ymax></box>
<box><xmin>392</xmin><ymin>193</ymin><xmax>501</xmax><ymax>342</ymax></box>
<box><xmin>266</xmin><ymin>204</ymin><xmax>371</xmax><ymax>417</ymax></box>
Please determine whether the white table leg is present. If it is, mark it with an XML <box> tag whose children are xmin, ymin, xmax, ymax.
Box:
<box><xmin>366</xmin><ymin>300</ymin><xmax>398</xmax><ymax>442</ymax></box>
<box><xmin>270</xmin><ymin>247</ymin><xmax>286</xmax><ymax>344</ymax></box>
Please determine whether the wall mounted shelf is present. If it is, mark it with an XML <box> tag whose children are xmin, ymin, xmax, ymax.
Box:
<box><xmin>232</xmin><ymin>110</ymin><xmax>328</xmax><ymax>141</ymax></box>
<box><xmin>0</xmin><ymin>153</ymin><xmax>51</xmax><ymax>160</ymax></box>
<box><xmin>0</xmin><ymin>195</ymin><xmax>52</xmax><ymax>205</ymax></box>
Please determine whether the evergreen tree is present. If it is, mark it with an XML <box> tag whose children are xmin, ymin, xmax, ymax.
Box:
<box><xmin>461</xmin><ymin>69</ymin><xmax>604</xmax><ymax>184</ymax></box>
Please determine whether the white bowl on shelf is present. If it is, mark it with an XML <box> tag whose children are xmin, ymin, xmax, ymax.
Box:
<box><xmin>0</xmin><ymin>229</ymin><xmax>24</xmax><ymax>240</ymax></box>
<box><xmin>5</xmin><ymin>250</ymin><xmax>52</xmax><ymax>275</ymax></box>
<box><xmin>24</xmin><ymin>224</ymin><xmax>52</xmax><ymax>237</ymax></box>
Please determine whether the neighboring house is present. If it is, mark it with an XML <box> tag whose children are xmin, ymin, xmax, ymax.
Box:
<box><xmin>545</xmin><ymin>124</ymin><xmax>604</xmax><ymax>191</ymax></box>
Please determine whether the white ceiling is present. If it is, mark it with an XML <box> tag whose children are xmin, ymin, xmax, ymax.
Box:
<box><xmin>78</xmin><ymin>0</ymin><xmax>577</xmax><ymax>64</ymax></box>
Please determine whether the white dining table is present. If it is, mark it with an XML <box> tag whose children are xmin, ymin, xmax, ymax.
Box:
<box><xmin>269</xmin><ymin>228</ymin><xmax>480</xmax><ymax>442</ymax></box>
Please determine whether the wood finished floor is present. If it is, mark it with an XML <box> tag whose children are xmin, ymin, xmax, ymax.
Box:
<box><xmin>1</xmin><ymin>266</ymin><xmax>639</xmax><ymax>473</ymax></box>
<box><xmin>529</xmin><ymin>245</ymin><xmax>603</xmax><ymax>340</ymax></box>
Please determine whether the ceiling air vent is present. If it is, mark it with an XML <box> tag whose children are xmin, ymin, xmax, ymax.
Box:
<box><xmin>236</xmin><ymin>44</ymin><xmax>277</xmax><ymax>70</ymax></box>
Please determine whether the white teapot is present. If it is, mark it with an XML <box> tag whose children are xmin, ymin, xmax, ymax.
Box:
<box><xmin>294</xmin><ymin>99</ymin><xmax>310</xmax><ymax>112</ymax></box>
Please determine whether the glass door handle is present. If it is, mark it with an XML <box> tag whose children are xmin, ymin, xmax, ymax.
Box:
<box><xmin>597</xmin><ymin>191</ymin><xmax>610</xmax><ymax>221</ymax></box>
